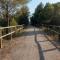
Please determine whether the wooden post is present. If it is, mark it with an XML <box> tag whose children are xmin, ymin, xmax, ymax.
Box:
<box><xmin>19</xmin><ymin>26</ymin><xmax>20</xmax><ymax>32</ymax></box>
<box><xmin>1</xmin><ymin>38</ymin><xmax>3</xmax><ymax>48</ymax></box>
<box><xmin>58</xmin><ymin>34</ymin><xmax>60</xmax><ymax>41</ymax></box>
<box><xmin>15</xmin><ymin>26</ymin><xmax>17</xmax><ymax>35</ymax></box>
<box><xmin>0</xmin><ymin>29</ymin><xmax>3</xmax><ymax>48</ymax></box>
<box><xmin>11</xmin><ymin>27</ymin><xmax>12</xmax><ymax>41</ymax></box>
<box><xmin>47</xmin><ymin>26</ymin><xmax>49</xmax><ymax>35</ymax></box>
<box><xmin>42</xmin><ymin>24</ymin><xmax>43</xmax><ymax>28</ymax></box>
<box><xmin>53</xmin><ymin>26</ymin><xmax>55</xmax><ymax>36</ymax></box>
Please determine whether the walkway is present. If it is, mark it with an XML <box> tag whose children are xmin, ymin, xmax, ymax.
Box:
<box><xmin>0</xmin><ymin>26</ymin><xmax>60</xmax><ymax>60</ymax></box>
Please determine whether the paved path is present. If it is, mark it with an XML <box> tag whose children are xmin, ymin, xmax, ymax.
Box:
<box><xmin>0</xmin><ymin>26</ymin><xmax>60</xmax><ymax>60</ymax></box>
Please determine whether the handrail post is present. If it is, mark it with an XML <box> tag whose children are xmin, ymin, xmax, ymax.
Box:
<box><xmin>0</xmin><ymin>29</ymin><xmax>3</xmax><ymax>48</ymax></box>
<box><xmin>15</xmin><ymin>26</ymin><xmax>17</xmax><ymax>34</ymax></box>
<box><xmin>19</xmin><ymin>26</ymin><xmax>20</xmax><ymax>32</ymax></box>
<box><xmin>42</xmin><ymin>24</ymin><xmax>43</xmax><ymax>28</ymax></box>
<box><xmin>53</xmin><ymin>26</ymin><xmax>55</xmax><ymax>36</ymax></box>
<box><xmin>11</xmin><ymin>27</ymin><xmax>12</xmax><ymax>41</ymax></box>
<box><xmin>58</xmin><ymin>34</ymin><xmax>60</xmax><ymax>41</ymax></box>
<box><xmin>1</xmin><ymin>37</ymin><xmax>3</xmax><ymax>48</ymax></box>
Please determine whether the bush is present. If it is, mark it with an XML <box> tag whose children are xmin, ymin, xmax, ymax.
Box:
<box><xmin>10</xmin><ymin>18</ymin><xmax>17</xmax><ymax>26</ymax></box>
<box><xmin>0</xmin><ymin>19</ymin><xmax>7</xmax><ymax>27</ymax></box>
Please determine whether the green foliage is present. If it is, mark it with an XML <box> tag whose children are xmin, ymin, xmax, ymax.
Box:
<box><xmin>0</xmin><ymin>0</ymin><xmax>30</xmax><ymax>26</ymax></box>
<box><xmin>50</xmin><ymin>2</ymin><xmax>60</xmax><ymax>25</ymax></box>
<box><xmin>10</xmin><ymin>18</ymin><xmax>17</xmax><ymax>26</ymax></box>
<box><xmin>0</xmin><ymin>18</ymin><xmax>7</xmax><ymax>27</ymax></box>
<box><xmin>14</xmin><ymin>0</ymin><xmax>31</xmax><ymax>4</ymax></box>
<box><xmin>16</xmin><ymin>6</ymin><xmax>29</xmax><ymax>26</ymax></box>
<box><xmin>31</xmin><ymin>2</ymin><xmax>60</xmax><ymax>26</ymax></box>
<box><xmin>31</xmin><ymin>2</ymin><xmax>44</xmax><ymax>26</ymax></box>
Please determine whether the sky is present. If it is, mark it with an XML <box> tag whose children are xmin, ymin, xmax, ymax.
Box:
<box><xmin>27</xmin><ymin>0</ymin><xmax>60</xmax><ymax>14</ymax></box>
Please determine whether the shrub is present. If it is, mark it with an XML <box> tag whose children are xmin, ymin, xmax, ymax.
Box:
<box><xmin>0</xmin><ymin>19</ymin><xmax>7</xmax><ymax>27</ymax></box>
<box><xmin>10</xmin><ymin>18</ymin><xmax>17</xmax><ymax>26</ymax></box>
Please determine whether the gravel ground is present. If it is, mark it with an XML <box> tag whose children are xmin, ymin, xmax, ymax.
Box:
<box><xmin>0</xmin><ymin>26</ymin><xmax>60</xmax><ymax>60</ymax></box>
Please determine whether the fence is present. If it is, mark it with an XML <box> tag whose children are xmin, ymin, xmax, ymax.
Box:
<box><xmin>43</xmin><ymin>24</ymin><xmax>60</xmax><ymax>40</ymax></box>
<box><xmin>0</xmin><ymin>25</ymin><xmax>24</xmax><ymax>48</ymax></box>
<box><xmin>44</xmin><ymin>25</ymin><xmax>60</xmax><ymax>34</ymax></box>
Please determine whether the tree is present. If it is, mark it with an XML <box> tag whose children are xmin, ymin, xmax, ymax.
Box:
<box><xmin>0</xmin><ymin>18</ymin><xmax>7</xmax><ymax>27</ymax></box>
<box><xmin>0</xmin><ymin>0</ymin><xmax>30</xmax><ymax>26</ymax></box>
<box><xmin>31</xmin><ymin>2</ymin><xmax>44</xmax><ymax>26</ymax></box>
<box><xmin>10</xmin><ymin>18</ymin><xmax>17</xmax><ymax>26</ymax></box>
<box><xmin>16</xmin><ymin>6</ymin><xmax>29</xmax><ymax>26</ymax></box>
<box><xmin>14</xmin><ymin>0</ymin><xmax>30</xmax><ymax>4</ymax></box>
<box><xmin>31</xmin><ymin>2</ymin><xmax>56</xmax><ymax>26</ymax></box>
<box><xmin>50</xmin><ymin>2</ymin><xmax>60</xmax><ymax>26</ymax></box>
<box><xmin>43</xmin><ymin>3</ymin><xmax>54</xmax><ymax>24</ymax></box>
<box><xmin>53</xmin><ymin>2</ymin><xmax>60</xmax><ymax>16</ymax></box>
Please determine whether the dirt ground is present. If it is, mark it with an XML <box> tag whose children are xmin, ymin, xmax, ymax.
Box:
<box><xmin>0</xmin><ymin>26</ymin><xmax>60</xmax><ymax>60</ymax></box>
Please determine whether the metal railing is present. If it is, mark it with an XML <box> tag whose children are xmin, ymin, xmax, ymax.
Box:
<box><xmin>0</xmin><ymin>25</ymin><xmax>24</xmax><ymax>48</ymax></box>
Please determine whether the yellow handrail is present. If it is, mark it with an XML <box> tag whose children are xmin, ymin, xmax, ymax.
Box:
<box><xmin>0</xmin><ymin>25</ymin><xmax>24</xmax><ymax>48</ymax></box>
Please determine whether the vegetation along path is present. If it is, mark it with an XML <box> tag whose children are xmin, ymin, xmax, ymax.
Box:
<box><xmin>0</xmin><ymin>26</ymin><xmax>60</xmax><ymax>60</ymax></box>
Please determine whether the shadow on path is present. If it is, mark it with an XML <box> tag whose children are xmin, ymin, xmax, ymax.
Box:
<box><xmin>34</xmin><ymin>28</ymin><xmax>45</xmax><ymax>60</ymax></box>
<box><xmin>44</xmin><ymin>35</ymin><xmax>60</xmax><ymax>51</ymax></box>
<box><xmin>17</xmin><ymin>30</ymin><xmax>47</xmax><ymax>37</ymax></box>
